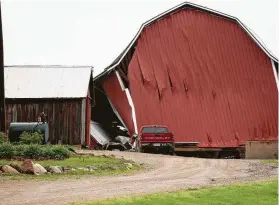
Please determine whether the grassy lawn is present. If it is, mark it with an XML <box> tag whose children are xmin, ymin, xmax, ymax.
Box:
<box><xmin>0</xmin><ymin>155</ymin><xmax>141</xmax><ymax>180</ymax></box>
<box><xmin>261</xmin><ymin>159</ymin><xmax>278</xmax><ymax>165</ymax></box>
<box><xmin>77</xmin><ymin>180</ymin><xmax>278</xmax><ymax>205</ymax></box>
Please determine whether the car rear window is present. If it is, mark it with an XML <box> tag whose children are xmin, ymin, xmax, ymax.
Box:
<box><xmin>142</xmin><ymin>127</ymin><xmax>169</xmax><ymax>133</ymax></box>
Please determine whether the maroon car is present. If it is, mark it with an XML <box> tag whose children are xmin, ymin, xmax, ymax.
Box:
<box><xmin>136</xmin><ymin>125</ymin><xmax>175</xmax><ymax>155</ymax></box>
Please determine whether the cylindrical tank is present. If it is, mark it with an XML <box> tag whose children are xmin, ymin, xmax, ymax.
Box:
<box><xmin>8</xmin><ymin>122</ymin><xmax>49</xmax><ymax>143</ymax></box>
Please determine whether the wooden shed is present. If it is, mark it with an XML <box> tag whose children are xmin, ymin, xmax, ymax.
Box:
<box><xmin>4</xmin><ymin>65</ymin><xmax>94</xmax><ymax>146</ymax></box>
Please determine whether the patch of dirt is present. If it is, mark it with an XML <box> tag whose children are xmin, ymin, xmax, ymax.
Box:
<box><xmin>0</xmin><ymin>150</ymin><xmax>277</xmax><ymax>205</ymax></box>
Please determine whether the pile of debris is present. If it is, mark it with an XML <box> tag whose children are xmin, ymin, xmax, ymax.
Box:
<box><xmin>90</xmin><ymin>121</ymin><xmax>134</xmax><ymax>151</ymax></box>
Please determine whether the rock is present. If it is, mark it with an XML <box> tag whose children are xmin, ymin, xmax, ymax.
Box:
<box><xmin>0</xmin><ymin>170</ymin><xmax>2</xmax><ymax>176</ymax></box>
<box><xmin>10</xmin><ymin>162</ymin><xmax>23</xmax><ymax>173</ymax></box>
<box><xmin>1</xmin><ymin>165</ymin><xmax>20</xmax><ymax>174</ymax></box>
<box><xmin>63</xmin><ymin>166</ymin><xmax>72</xmax><ymax>171</ymax></box>
<box><xmin>124</xmin><ymin>163</ymin><xmax>133</xmax><ymax>169</ymax></box>
<box><xmin>21</xmin><ymin>159</ymin><xmax>34</xmax><ymax>174</ymax></box>
<box><xmin>56</xmin><ymin>166</ymin><xmax>63</xmax><ymax>172</ymax></box>
<box><xmin>87</xmin><ymin>166</ymin><xmax>98</xmax><ymax>171</ymax></box>
<box><xmin>48</xmin><ymin>166</ymin><xmax>62</xmax><ymax>174</ymax></box>
<box><xmin>77</xmin><ymin>167</ymin><xmax>89</xmax><ymax>171</ymax></box>
<box><xmin>33</xmin><ymin>164</ymin><xmax>47</xmax><ymax>175</ymax></box>
<box><xmin>109</xmin><ymin>154</ymin><xmax>116</xmax><ymax>158</ymax></box>
<box><xmin>105</xmin><ymin>165</ymin><xmax>119</xmax><ymax>170</ymax></box>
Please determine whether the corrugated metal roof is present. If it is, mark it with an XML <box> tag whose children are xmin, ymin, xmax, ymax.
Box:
<box><xmin>90</xmin><ymin>121</ymin><xmax>111</xmax><ymax>145</ymax></box>
<box><xmin>5</xmin><ymin>65</ymin><xmax>93</xmax><ymax>98</ymax></box>
<box><xmin>94</xmin><ymin>1</ymin><xmax>278</xmax><ymax>81</ymax></box>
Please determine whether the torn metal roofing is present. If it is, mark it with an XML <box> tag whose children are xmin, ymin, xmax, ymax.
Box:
<box><xmin>90</xmin><ymin>121</ymin><xmax>111</xmax><ymax>145</ymax></box>
<box><xmin>5</xmin><ymin>65</ymin><xmax>93</xmax><ymax>98</ymax></box>
<box><xmin>94</xmin><ymin>1</ymin><xmax>278</xmax><ymax>81</ymax></box>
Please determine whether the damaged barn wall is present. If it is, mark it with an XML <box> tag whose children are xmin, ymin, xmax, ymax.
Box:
<box><xmin>5</xmin><ymin>99</ymin><xmax>85</xmax><ymax>144</ymax></box>
<box><xmin>102</xmin><ymin>73</ymin><xmax>135</xmax><ymax>134</ymax></box>
<box><xmin>124</xmin><ymin>8</ymin><xmax>277</xmax><ymax>147</ymax></box>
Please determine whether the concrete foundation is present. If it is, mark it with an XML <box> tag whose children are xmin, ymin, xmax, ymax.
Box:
<box><xmin>245</xmin><ymin>140</ymin><xmax>278</xmax><ymax>159</ymax></box>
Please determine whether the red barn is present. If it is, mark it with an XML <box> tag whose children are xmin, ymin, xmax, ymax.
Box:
<box><xmin>93</xmin><ymin>2</ymin><xmax>278</xmax><ymax>155</ymax></box>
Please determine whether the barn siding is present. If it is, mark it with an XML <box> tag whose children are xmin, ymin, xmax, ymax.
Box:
<box><xmin>5</xmin><ymin>99</ymin><xmax>83</xmax><ymax>144</ymax></box>
<box><xmin>104</xmin><ymin>8</ymin><xmax>278</xmax><ymax>148</ymax></box>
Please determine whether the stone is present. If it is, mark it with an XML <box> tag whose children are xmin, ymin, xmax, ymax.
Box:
<box><xmin>87</xmin><ymin>166</ymin><xmax>98</xmax><ymax>171</ymax></box>
<box><xmin>21</xmin><ymin>159</ymin><xmax>34</xmax><ymax>174</ymax></box>
<box><xmin>56</xmin><ymin>166</ymin><xmax>63</xmax><ymax>172</ymax></box>
<box><xmin>1</xmin><ymin>165</ymin><xmax>20</xmax><ymax>174</ymax></box>
<box><xmin>10</xmin><ymin>162</ymin><xmax>23</xmax><ymax>173</ymax></box>
<box><xmin>63</xmin><ymin>166</ymin><xmax>72</xmax><ymax>171</ymax></box>
<box><xmin>48</xmin><ymin>166</ymin><xmax>62</xmax><ymax>174</ymax></box>
<box><xmin>124</xmin><ymin>163</ymin><xmax>133</xmax><ymax>169</ymax></box>
<box><xmin>77</xmin><ymin>167</ymin><xmax>89</xmax><ymax>171</ymax></box>
<box><xmin>109</xmin><ymin>154</ymin><xmax>116</xmax><ymax>158</ymax></box>
<box><xmin>33</xmin><ymin>163</ymin><xmax>47</xmax><ymax>175</ymax></box>
<box><xmin>0</xmin><ymin>170</ymin><xmax>2</xmax><ymax>176</ymax></box>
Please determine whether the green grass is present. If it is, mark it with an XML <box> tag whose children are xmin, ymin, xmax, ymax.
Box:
<box><xmin>0</xmin><ymin>155</ymin><xmax>141</xmax><ymax>180</ymax></box>
<box><xmin>77</xmin><ymin>180</ymin><xmax>278</xmax><ymax>205</ymax></box>
<box><xmin>261</xmin><ymin>159</ymin><xmax>278</xmax><ymax>165</ymax></box>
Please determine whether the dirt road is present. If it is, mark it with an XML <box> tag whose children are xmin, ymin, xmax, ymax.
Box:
<box><xmin>0</xmin><ymin>151</ymin><xmax>277</xmax><ymax>205</ymax></box>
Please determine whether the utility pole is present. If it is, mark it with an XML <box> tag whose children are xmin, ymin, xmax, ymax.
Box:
<box><xmin>0</xmin><ymin>3</ymin><xmax>5</xmax><ymax>133</ymax></box>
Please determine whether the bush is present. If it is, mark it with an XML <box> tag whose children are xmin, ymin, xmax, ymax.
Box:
<box><xmin>48</xmin><ymin>145</ymin><xmax>71</xmax><ymax>160</ymax></box>
<box><xmin>0</xmin><ymin>143</ymin><xmax>14</xmax><ymax>158</ymax></box>
<box><xmin>0</xmin><ymin>132</ymin><xmax>7</xmax><ymax>144</ymax></box>
<box><xmin>22</xmin><ymin>144</ymin><xmax>43</xmax><ymax>159</ymax></box>
<box><xmin>19</xmin><ymin>131</ymin><xmax>44</xmax><ymax>145</ymax></box>
<box><xmin>13</xmin><ymin>144</ymin><xmax>26</xmax><ymax>156</ymax></box>
<box><xmin>0</xmin><ymin>143</ymin><xmax>71</xmax><ymax>160</ymax></box>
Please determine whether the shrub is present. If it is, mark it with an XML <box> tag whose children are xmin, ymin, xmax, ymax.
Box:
<box><xmin>48</xmin><ymin>145</ymin><xmax>71</xmax><ymax>160</ymax></box>
<box><xmin>19</xmin><ymin>131</ymin><xmax>44</xmax><ymax>145</ymax></box>
<box><xmin>22</xmin><ymin>144</ymin><xmax>43</xmax><ymax>159</ymax></box>
<box><xmin>0</xmin><ymin>143</ymin><xmax>14</xmax><ymax>158</ymax></box>
<box><xmin>0</xmin><ymin>143</ymin><xmax>71</xmax><ymax>160</ymax></box>
<box><xmin>0</xmin><ymin>132</ymin><xmax>7</xmax><ymax>144</ymax></box>
<box><xmin>14</xmin><ymin>144</ymin><xmax>27</xmax><ymax>157</ymax></box>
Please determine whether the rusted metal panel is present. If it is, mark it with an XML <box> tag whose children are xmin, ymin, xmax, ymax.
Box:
<box><xmin>104</xmin><ymin>8</ymin><xmax>278</xmax><ymax>148</ymax></box>
<box><xmin>5</xmin><ymin>99</ymin><xmax>83</xmax><ymax>144</ymax></box>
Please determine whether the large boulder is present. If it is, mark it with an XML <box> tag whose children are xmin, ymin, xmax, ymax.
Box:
<box><xmin>10</xmin><ymin>162</ymin><xmax>23</xmax><ymax>173</ymax></box>
<box><xmin>21</xmin><ymin>159</ymin><xmax>34</xmax><ymax>174</ymax></box>
<box><xmin>1</xmin><ymin>165</ymin><xmax>20</xmax><ymax>174</ymax></box>
<box><xmin>33</xmin><ymin>163</ymin><xmax>47</xmax><ymax>175</ymax></box>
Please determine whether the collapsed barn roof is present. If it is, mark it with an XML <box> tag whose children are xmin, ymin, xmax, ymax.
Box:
<box><xmin>5</xmin><ymin>65</ymin><xmax>93</xmax><ymax>99</ymax></box>
<box><xmin>94</xmin><ymin>1</ymin><xmax>278</xmax><ymax>81</ymax></box>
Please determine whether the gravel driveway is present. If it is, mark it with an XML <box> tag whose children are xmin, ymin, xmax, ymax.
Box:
<box><xmin>0</xmin><ymin>150</ymin><xmax>277</xmax><ymax>205</ymax></box>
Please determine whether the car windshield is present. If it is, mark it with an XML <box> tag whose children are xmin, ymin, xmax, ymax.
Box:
<box><xmin>142</xmin><ymin>127</ymin><xmax>169</xmax><ymax>134</ymax></box>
